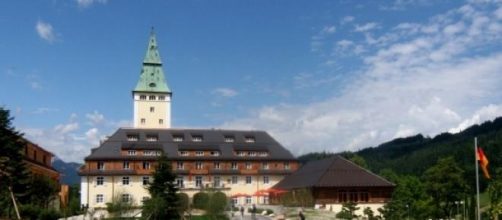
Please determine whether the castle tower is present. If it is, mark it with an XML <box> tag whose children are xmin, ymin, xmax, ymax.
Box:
<box><xmin>133</xmin><ymin>29</ymin><xmax>171</xmax><ymax>128</ymax></box>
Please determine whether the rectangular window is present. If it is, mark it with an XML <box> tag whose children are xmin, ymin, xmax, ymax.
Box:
<box><xmin>141</xmin><ymin>118</ymin><xmax>146</xmax><ymax>124</ymax></box>
<box><xmin>195</xmin><ymin>176</ymin><xmax>203</xmax><ymax>188</ymax></box>
<box><xmin>127</xmin><ymin>134</ymin><xmax>139</xmax><ymax>141</ymax></box>
<box><xmin>246</xmin><ymin>196</ymin><xmax>252</xmax><ymax>204</ymax></box>
<box><xmin>177</xmin><ymin>162</ymin><xmax>184</xmax><ymax>170</ymax></box>
<box><xmin>96</xmin><ymin>194</ymin><xmax>104</xmax><ymax>203</ymax></box>
<box><xmin>96</xmin><ymin>176</ymin><xmax>104</xmax><ymax>185</ymax></box>
<box><xmin>214</xmin><ymin>162</ymin><xmax>220</xmax><ymax>170</ymax></box>
<box><xmin>192</xmin><ymin>135</ymin><xmax>203</xmax><ymax>142</ymax></box>
<box><xmin>123</xmin><ymin>161</ymin><xmax>130</xmax><ymax>170</ymax></box>
<box><xmin>149</xmin><ymin>95</ymin><xmax>156</xmax><ymax>100</ymax></box>
<box><xmin>159</xmin><ymin>96</ymin><xmax>165</xmax><ymax>100</ymax></box>
<box><xmin>143</xmin><ymin>176</ymin><xmax>150</xmax><ymax>185</ymax></box>
<box><xmin>144</xmin><ymin>150</ymin><xmax>153</xmax><ymax>156</ymax></box>
<box><xmin>246</xmin><ymin>162</ymin><xmax>252</xmax><ymax>170</ymax></box>
<box><xmin>231</xmin><ymin>162</ymin><xmax>238</xmax><ymax>170</ymax></box>
<box><xmin>284</xmin><ymin>162</ymin><xmax>290</xmax><ymax>170</ymax></box>
<box><xmin>245</xmin><ymin>136</ymin><xmax>255</xmax><ymax>143</ymax></box>
<box><xmin>214</xmin><ymin>176</ymin><xmax>221</xmax><ymax>187</ymax></box>
<box><xmin>122</xmin><ymin>194</ymin><xmax>131</xmax><ymax>203</ymax></box>
<box><xmin>176</xmin><ymin>177</ymin><xmax>184</xmax><ymax>188</ymax></box>
<box><xmin>246</xmin><ymin>176</ymin><xmax>252</xmax><ymax>184</ymax></box>
<box><xmin>231</xmin><ymin>176</ymin><xmax>238</xmax><ymax>184</ymax></box>
<box><xmin>159</xmin><ymin>119</ymin><xmax>163</xmax><ymax>125</ymax></box>
<box><xmin>237</xmin><ymin>151</ymin><xmax>245</xmax><ymax>157</ymax></box>
<box><xmin>173</xmin><ymin>135</ymin><xmax>184</xmax><ymax>142</ymax></box>
<box><xmin>179</xmin><ymin>151</ymin><xmax>188</xmax><ymax>156</ymax></box>
<box><xmin>224</xmin><ymin>136</ymin><xmax>235</xmax><ymax>143</ymax></box>
<box><xmin>150</xmin><ymin>107</ymin><xmax>155</xmax><ymax>112</ymax></box>
<box><xmin>142</xmin><ymin>197</ymin><xmax>149</xmax><ymax>204</ymax></box>
<box><xmin>140</xmin><ymin>95</ymin><xmax>146</xmax><ymax>100</ymax></box>
<box><xmin>210</xmin><ymin>151</ymin><xmax>220</xmax><ymax>156</ymax></box>
<box><xmin>97</xmin><ymin>161</ymin><xmax>105</xmax><ymax>170</ymax></box>
<box><xmin>196</xmin><ymin>151</ymin><xmax>204</xmax><ymax>156</ymax></box>
<box><xmin>128</xmin><ymin>150</ymin><xmax>136</xmax><ymax>156</ymax></box>
<box><xmin>263</xmin><ymin>176</ymin><xmax>270</xmax><ymax>184</ymax></box>
<box><xmin>250</xmin><ymin>151</ymin><xmax>257</xmax><ymax>157</ymax></box>
<box><xmin>143</xmin><ymin>162</ymin><xmax>150</xmax><ymax>170</ymax></box>
<box><xmin>146</xmin><ymin>134</ymin><xmax>158</xmax><ymax>142</ymax></box>
<box><xmin>262</xmin><ymin>162</ymin><xmax>269</xmax><ymax>170</ymax></box>
<box><xmin>196</xmin><ymin>162</ymin><xmax>203</xmax><ymax>170</ymax></box>
<box><xmin>122</xmin><ymin>176</ymin><xmax>130</xmax><ymax>185</ymax></box>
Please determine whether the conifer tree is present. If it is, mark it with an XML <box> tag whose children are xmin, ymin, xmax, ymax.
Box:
<box><xmin>142</xmin><ymin>154</ymin><xmax>180</xmax><ymax>219</ymax></box>
<box><xmin>0</xmin><ymin>107</ymin><xmax>30</xmax><ymax>218</ymax></box>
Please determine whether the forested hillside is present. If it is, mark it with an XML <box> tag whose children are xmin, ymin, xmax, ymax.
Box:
<box><xmin>299</xmin><ymin>117</ymin><xmax>502</xmax><ymax>187</ymax></box>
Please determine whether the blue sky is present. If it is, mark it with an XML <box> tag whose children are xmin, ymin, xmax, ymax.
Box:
<box><xmin>1</xmin><ymin>0</ymin><xmax>502</xmax><ymax>162</ymax></box>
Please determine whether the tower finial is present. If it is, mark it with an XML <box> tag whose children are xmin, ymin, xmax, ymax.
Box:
<box><xmin>150</xmin><ymin>26</ymin><xmax>155</xmax><ymax>35</ymax></box>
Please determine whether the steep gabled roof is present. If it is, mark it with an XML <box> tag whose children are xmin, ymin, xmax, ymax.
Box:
<box><xmin>273</xmin><ymin>155</ymin><xmax>395</xmax><ymax>189</ymax></box>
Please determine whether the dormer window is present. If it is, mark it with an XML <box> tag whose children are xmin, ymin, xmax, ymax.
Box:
<box><xmin>128</xmin><ymin>150</ymin><xmax>136</xmax><ymax>156</ymax></box>
<box><xmin>259</xmin><ymin>152</ymin><xmax>268</xmax><ymax>157</ymax></box>
<box><xmin>146</xmin><ymin>134</ymin><xmax>158</xmax><ymax>142</ymax></box>
<box><xmin>192</xmin><ymin>135</ymin><xmax>203</xmax><ymax>142</ymax></box>
<box><xmin>196</xmin><ymin>151</ymin><xmax>204</xmax><ymax>156</ymax></box>
<box><xmin>139</xmin><ymin>95</ymin><xmax>146</xmax><ymax>100</ymax></box>
<box><xmin>210</xmin><ymin>151</ymin><xmax>220</xmax><ymax>156</ymax></box>
<box><xmin>123</xmin><ymin>161</ymin><xmax>130</xmax><ymax>170</ymax></box>
<box><xmin>245</xmin><ymin>136</ymin><xmax>255</xmax><ymax>143</ymax></box>
<box><xmin>224</xmin><ymin>135</ymin><xmax>235</xmax><ymax>143</ymax></box>
<box><xmin>245</xmin><ymin>162</ymin><xmax>252</xmax><ymax>170</ymax></box>
<box><xmin>127</xmin><ymin>134</ymin><xmax>139</xmax><ymax>141</ymax></box>
<box><xmin>173</xmin><ymin>135</ymin><xmax>184</xmax><ymax>142</ymax></box>
<box><xmin>284</xmin><ymin>162</ymin><xmax>290</xmax><ymax>170</ymax></box>
<box><xmin>179</xmin><ymin>151</ymin><xmax>189</xmax><ymax>156</ymax></box>
<box><xmin>250</xmin><ymin>151</ymin><xmax>257</xmax><ymax>157</ymax></box>
<box><xmin>237</xmin><ymin>151</ymin><xmax>245</xmax><ymax>157</ymax></box>
<box><xmin>149</xmin><ymin>95</ymin><xmax>156</xmax><ymax>100</ymax></box>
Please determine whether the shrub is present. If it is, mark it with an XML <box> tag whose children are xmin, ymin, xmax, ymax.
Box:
<box><xmin>39</xmin><ymin>209</ymin><xmax>62</xmax><ymax>220</ymax></box>
<box><xmin>193</xmin><ymin>192</ymin><xmax>210</xmax><ymax>209</ymax></box>
<box><xmin>207</xmin><ymin>192</ymin><xmax>227</xmax><ymax>215</ymax></box>
<box><xmin>177</xmin><ymin>193</ymin><xmax>190</xmax><ymax>213</ymax></box>
<box><xmin>20</xmin><ymin>204</ymin><xmax>41</xmax><ymax>220</ymax></box>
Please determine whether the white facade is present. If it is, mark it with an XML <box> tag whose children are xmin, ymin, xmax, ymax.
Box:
<box><xmin>133</xmin><ymin>92</ymin><xmax>171</xmax><ymax>128</ymax></box>
<box><xmin>80</xmin><ymin>174</ymin><xmax>284</xmax><ymax>209</ymax></box>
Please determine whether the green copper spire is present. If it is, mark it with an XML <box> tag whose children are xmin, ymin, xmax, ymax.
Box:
<box><xmin>134</xmin><ymin>28</ymin><xmax>171</xmax><ymax>93</ymax></box>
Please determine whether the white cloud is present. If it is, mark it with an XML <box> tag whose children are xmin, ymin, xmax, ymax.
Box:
<box><xmin>86</xmin><ymin>111</ymin><xmax>105</xmax><ymax>126</ymax></box>
<box><xmin>449</xmin><ymin>104</ymin><xmax>502</xmax><ymax>133</ymax></box>
<box><xmin>21</xmin><ymin>112</ymin><xmax>127</xmax><ymax>162</ymax></box>
<box><xmin>32</xmin><ymin>107</ymin><xmax>59</xmax><ymax>114</ymax></box>
<box><xmin>35</xmin><ymin>20</ymin><xmax>56</xmax><ymax>43</ymax></box>
<box><xmin>76</xmin><ymin>0</ymin><xmax>107</xmax><ymax>8</ymax></box>
<box><xmin>322</xmin><ymin>26</ymin><xmax>336</xmax><ymax>34</ymax></box>
<box><xmin>212</xmin><ymin>88</ymin><xmax>238</xmax><ymax>98</ymax></box>
<box><xmin>354</xmin><ymin>22</ymin><xmax>380</xmax><ymax>32</ymax></box>
<box><xmin>221</xmin><ymin>1</ymin><xmax>502</xmax><ymax>155</ymax></box>
<box><xmin>341</xmin><ymin>16</ymin><xmax>355</xmax><ymax>25</ymax></box>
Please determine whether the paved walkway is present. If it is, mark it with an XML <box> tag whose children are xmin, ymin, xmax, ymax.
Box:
<box><xmin>231</xmin><ymin>214</ymin><xmax>273</xmax><ymax>220</ymax></box>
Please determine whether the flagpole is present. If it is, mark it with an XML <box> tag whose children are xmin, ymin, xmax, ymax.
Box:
<box><xmin>475</xmin><ymin>137</ymin><xmax>481</xmax><ymax>220</ymax></box>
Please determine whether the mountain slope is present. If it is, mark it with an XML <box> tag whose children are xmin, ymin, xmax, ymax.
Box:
<box><xmin>53</xmin><ymin>158</ymin><xmax>82</xmax><ymax>185</ymax></box>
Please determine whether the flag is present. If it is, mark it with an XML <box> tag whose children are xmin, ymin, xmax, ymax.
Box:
<box><xmin>477</xmin><ymin>147</ymin><xmax>490</xmax><ymax>179</ymax></box>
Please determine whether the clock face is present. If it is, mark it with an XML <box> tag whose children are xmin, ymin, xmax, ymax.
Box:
<box><xmin>149</xmin><ymin>83</ymin><xmax>156</xmax><ymax>88</ymax></box>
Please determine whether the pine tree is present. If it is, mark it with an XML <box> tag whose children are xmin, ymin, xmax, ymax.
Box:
<box><xmin>142</xmin><ymin>154</ymin><xmax>180</xmax><ymax>219</ymax></box>
<box><xmin>0</xmin><ymin>107</ymin><xmax>30</xmax><ymax>218</ymax></box>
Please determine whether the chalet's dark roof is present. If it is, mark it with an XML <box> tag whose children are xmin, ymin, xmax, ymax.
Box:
<box><xmin>273</xmin><ymin>156</ymin><xmax>395</xmax><ymax>189</ymax></box>
<box><xmin>85</xmin><ymin>128</ymin><xmax>295</xmax><ymax>161</ymax></box>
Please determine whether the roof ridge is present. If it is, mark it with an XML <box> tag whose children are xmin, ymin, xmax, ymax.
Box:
<box><xmin>337</xmin><ymin>155</ymin><xmax>395</xmax><ymax>186</ymax></box>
